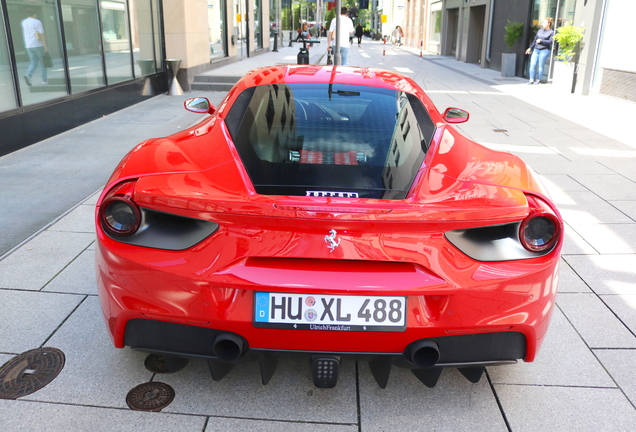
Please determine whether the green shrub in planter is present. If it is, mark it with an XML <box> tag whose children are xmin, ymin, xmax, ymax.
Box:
<box><xmin>554</xmin><ymin>26</ymin><xmax>585</xmax><ymax>62</ymax></box>
<box><xmin>504</xmin><ymin>21</ymin><xmax>524</xmax><ymax>52</ymax></box>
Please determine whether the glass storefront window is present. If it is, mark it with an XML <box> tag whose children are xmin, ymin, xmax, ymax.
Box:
<box><xmin>282</xmin><ymin>0</ymin><xmax>292</xmax><ymax>33</ymax></box>
<box><xmin>254</xmin><ymin>0</ymin><xmax>262</xmax><ymax>49</ymax></box>
<box><xmin>529</xmin><ymin>0</ymin><xmax>576</xmax><ymax>82</ymax></box>
<box><xmin>557</xmin><ymin>0</ymin><xmax>576</xmax><ymax>27</ymax></box>
<box><xmin>7</xmin><ymin>0</ymin><xmax>69</xmax><ymax>106</ymax></box>
<box><xmin>129</xmin><ymin>0</ymin><xmax>156</xmax><ymax>76</ymax></box>
<box><xmin>151</xmin><ymin>0</ymin><xmax>163</xmax><ymax>72</ymax></box>
<box><xmin>2</xmin><ymin>0</ymin><xmax>162</xmax><ymax>112</ymax></box>
<box><xmin>531</xmin><ymin>0</ymin><xmax>556</xmax><ymax>29</ymax></box>
<box><xmin>430</xmin><ymin>4</ymin><xmax>441</xmax><ymax>43</ymax></box>
<box><xmin>100</xmin><ymin>0</ymin><xmax>133</xmax><ymax>84</ymax></box>
<box><xmin>61</xmin><ymin>0</ymin><xmax>106</xmax><ymax>93</ymax></box>
<box><xmin>208</xmin><ymin>0</ymin><xmax>226</xmax><ymax>60</ymax></box>
<box><xmin>0</xmin><ymin>2</ymin><xmax>18</xmax><ymax>112</ymax></box>
<box><xmin>234</xmin><ymin>0</ymin><xmax>247</xmax><ymax>58</ymax></box>
<box><xmin>269</xmin><ymin>0</ymin><xmax>276</xmax><ymax>48</ymax></box>
<box><xmin>531</xmin><ymin>0</ymin><xmax>576</xmax><ymax>30</ymax></box>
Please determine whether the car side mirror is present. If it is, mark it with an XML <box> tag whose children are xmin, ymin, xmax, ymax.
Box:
<box><xmin>443</xmin><ymin>107</ymin><xmax>469</xmax><ymax>124</ymax></box>
<box><xmin>184</xmin><ymin>97</ymin><xmax>216</xmax><ymax>115</ymax></box>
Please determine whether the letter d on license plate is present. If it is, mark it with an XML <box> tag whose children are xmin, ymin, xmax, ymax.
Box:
<box><xmin>253</xmin><ymin>292</ymin><xmax>406</xmax><ymax>332</ymax></box>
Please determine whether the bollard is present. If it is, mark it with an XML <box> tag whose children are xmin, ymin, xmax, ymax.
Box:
<box><xmin>419</xmin><ymin>41</ymin><xmax>423</xmax><ymax>59</ymax></box>
<box><xmin>165</xmin><ymin>59</ymin><xmax>183</xmax><ymax>96</ymax></box>
<box><xmin>137</xmin><ymin>59</ymin><xmax>156</xmax><ymax>95</ymax></box>
<box><xmin>289</xmin><ymin>31</ymin><xmax>293</xmax><ymax>47</ymax></box>
<box><xmin>273</xmin><ymin>30</ymin><xmax>279</xmax><ymax>52</ymax></box>
<box><xmin>383</xmin><ymin>37</ymin><xmax>386</xmax><ymax>56</ymax></box>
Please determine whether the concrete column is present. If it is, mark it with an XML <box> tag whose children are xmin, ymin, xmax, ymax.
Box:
<box><xmin>162</xmin><ymin>0</ymin><xmax>210</xmax><ymax>71</ymax></box>
<box><xmin>575</xmin><ymin>0</ymin><xmax>605</xmax><ymax>95</ymax></box>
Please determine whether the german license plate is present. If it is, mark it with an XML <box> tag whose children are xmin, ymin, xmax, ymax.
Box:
<box><xmin>253</xmin><ymin>292</ymin><xmax>406</xmax><ymax>332</ymax></box>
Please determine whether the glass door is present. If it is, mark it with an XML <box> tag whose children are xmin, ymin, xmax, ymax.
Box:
<box><xmin>233</xmin><ymin>0</ymin><xmax>247</xmax><ymax>58</ymax></box>
<box><xmin>208</xmin><ymin>0</ymin><xmax>227</xmax><ymax>60</ymax></box>
<box><xmin>0</xmin><ymin>1</ymin><xmax>18</xmax><ymax>112</ymax></box>
<box><xmin>61</xmin><ymin>0</ymin><xmax>106</xmax><ymax>92</ymax></box>
<box><xmin>7</xmin><ymin>1</ymin><xmax>69</xmax><ymax>105</ymax></box>
<box><xmin>254</xmin><ymin>0</ymin><xmax>262</xmax><ymax>49</ymax></box>
<box><xmin>100</xmin><ymin>0</ymin><xmax>134</xmax><ymax>84</ymax></box>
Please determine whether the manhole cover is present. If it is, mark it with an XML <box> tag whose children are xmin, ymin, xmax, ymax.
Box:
<box><xmin>144</xmin><ymin>354</ymin><xmax>188</xmax><ymax>374</ymax></box>
<box><xmin>0</xmin><ymin>347</ymin><xmax>65</xmax><ymax>400</ymax></box>
<box><xmin>126</xmin><ymin>382</ymin><xmax>175</xmax><ymax>412</ymax></box>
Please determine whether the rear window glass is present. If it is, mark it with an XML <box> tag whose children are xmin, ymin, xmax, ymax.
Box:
<box><xmin>226</xmin><ymin>83</ymin><xmax>436</xmax><ymax>199</ymax></box>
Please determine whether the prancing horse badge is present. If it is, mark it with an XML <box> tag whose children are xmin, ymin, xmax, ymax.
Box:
<box><xmin>324</xmin><ymin>229</ymin><xmax>341</xmax><ymax>252</ymax></box>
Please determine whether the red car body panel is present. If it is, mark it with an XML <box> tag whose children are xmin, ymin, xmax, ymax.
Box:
<box><xmin>95</xmin><ymin>66</ymin><xmax>562</xmax><ymax>381</ymax></box>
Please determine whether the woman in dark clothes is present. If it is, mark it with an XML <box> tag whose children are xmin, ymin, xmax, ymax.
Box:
<box><xmin>525</xmin><ymin>17</ymin><xmax>554</xmax><ymax>85</ymax></box>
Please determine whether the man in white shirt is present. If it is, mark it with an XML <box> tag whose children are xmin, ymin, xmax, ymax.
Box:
<box><xmin>21</xmin><ymin>10</ymin><xmax>48</xmax><ymax>86</ymax></box>
<box><xmin>327</xmin><ymin>7</ymin><xmax>355</xmax><ymax>66</ymax></box>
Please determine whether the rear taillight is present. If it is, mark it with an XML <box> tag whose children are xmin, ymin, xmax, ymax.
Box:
<box><xmin>519</xmin><ymin>196</ymin><xmax>560</xmax><ymax>252</ymax></box>
<box><xmin>99</xmin><ymin>180</ymin><xmax>141</xmax><ymax>237</ymax></box>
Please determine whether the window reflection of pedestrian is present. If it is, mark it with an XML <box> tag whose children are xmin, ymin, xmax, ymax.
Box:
<box><xmin>22</xmin><ymin>9</ymin><xmax>48</xmax><ymax>86</ymax></box>
<box><xmin>525</xmin><ymin>18</ymin><xmax>554</xmax><ymax>85</ymax></box>
<box><xmin>355</xmin><ymin>24</ymin><xmax>363</xmax><ymax>47</ymax></box>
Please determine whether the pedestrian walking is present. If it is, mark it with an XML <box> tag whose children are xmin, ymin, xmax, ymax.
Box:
<box><xmin>327</xmin><ymin>7</ymin><xmax>355</xmax><ymax>66</ymax></box>
<box><xmin>21</xmin><ymin>9</ymin><xmax>49</xmax><ymax>86</ymax></box>
<box><xmin>296</xmin><ymin>22</ymin><xmax>309</xmax><ymax>41</ymax></box>
<box><xmin>392</xmin><ymin>26</ymin><xmax>403</xmax><ymax>46</ymax></box>
<box><xmin>525</xmin><ymin>17</ymin><xmax>554</xmax><ymax>85</ymax></box>
<box><xmin>355</xmin><ymin>24</ymin><xmax>363</xmax><ymax>47</ymax></box>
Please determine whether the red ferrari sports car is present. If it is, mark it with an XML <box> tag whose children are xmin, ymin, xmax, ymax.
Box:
<box><xmin>95</xmin><ymin>65</ymin><xmax>562</xmax><ymax>389</ymax></box>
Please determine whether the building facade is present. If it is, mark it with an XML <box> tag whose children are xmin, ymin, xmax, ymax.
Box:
<box><xmin>0</xmin><ymin>0</ymin><xmax>287</xmax><ymax>156</ymax></box>
<box><xmin>398</xmin><ymin>0</ymin><xmax>444</xmax><ymax>54</ymax></box>
<box><xmin>402</xmin><ymin>0</ymin><xmax>634</xmax><ymax>102</ymax></box>
<box><xmin>582</xmin><ymin>0</ymin><xmax>635</xmax><ymax>102</ymax></box>
<box><xmin>1</xmin><ymin>0</ymin><xmax>166</xmax><ymax>155</ymax></box>
<box><xmin>4</xmin><ymin>0</ymin><xmax>632</xmax><ymax>156</ymax></box>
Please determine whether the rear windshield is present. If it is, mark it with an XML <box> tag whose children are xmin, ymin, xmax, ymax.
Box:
<box><xmin>225</xmin><ymin>83</ymin><xmax>436</xmax><ymax>199</ymax></box>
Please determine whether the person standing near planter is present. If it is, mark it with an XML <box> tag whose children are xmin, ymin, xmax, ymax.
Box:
<box><xmin>525</xmin><ymin>18</ymin><xmax>554</xmax><ymax>85</ymax></box>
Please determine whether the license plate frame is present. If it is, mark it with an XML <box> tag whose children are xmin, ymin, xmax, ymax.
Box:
<box><xmin>253</xmin><ymin>292</ymin><xmax>407</xmax><ymax>332</ymax></box>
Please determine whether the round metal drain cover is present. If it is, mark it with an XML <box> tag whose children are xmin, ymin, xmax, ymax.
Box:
<box><xmin>126</xmin><ymin>382</ymin><xmax>175</xmax><ymax>412</ymax></box>
<box><xmin>0</xmin><ymin>347</ymin><xmax>65</xmax><ymax>400</ymax></box>
<box><xmin>144</xmin><ymin>354</ymin><xmax>188</xmax><ymax>374</ymax></box>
